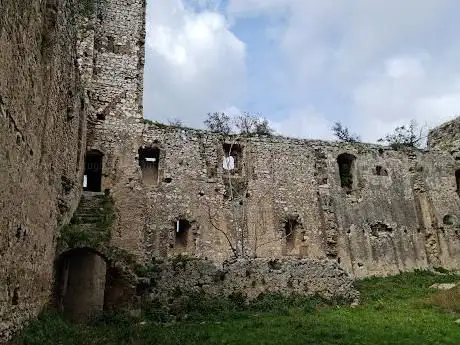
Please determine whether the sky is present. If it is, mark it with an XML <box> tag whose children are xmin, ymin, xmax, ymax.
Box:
<box><xmin>143</xmin><ymin>0</ymin><xmax>460</xmax><ymax>142</ymax></box>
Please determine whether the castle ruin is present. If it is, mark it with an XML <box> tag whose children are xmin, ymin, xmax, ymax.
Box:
<box><xmin>1</xmin><ymin>0</ymin><xmax>460</xmax><ymax>341</ymax></box>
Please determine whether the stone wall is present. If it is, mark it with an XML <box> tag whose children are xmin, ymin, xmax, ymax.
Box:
<box><xmin>0</xmin><ymin>0</ymin><xmax>85</xmax><ymax>341</ymax></box>
<box><xmin>74</xmin><ymin>0</ymin><xmax>460</xmax><ymax>288</ymax></box>
<box><xmin>80</xmin><ymin>0</ymin><xmax>146</xmax><ymax>257</ymax></box>
<box><xmin>125</xmin><ymin>126</ymin><xmax>460</xmax><ymax>278</ymax></box>
<box><xmin>428</xmin><ymin>117</ymin><xmax>460</xmax><ymax>156</ymax></box>
<box><xmin>148</xmin><ymin>258</ymin><xmax>359</xmax><ymax>305</ymax></box>
<box><xmin>62</xmin><ymin>0</ymin><xmax>460</xmax><ymax>321</ymax></box>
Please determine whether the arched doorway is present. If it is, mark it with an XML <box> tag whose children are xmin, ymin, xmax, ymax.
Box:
<box><xmin>84</xmin><ymin>150</ymin><xmax>103</xmax><ymax>192</ymax></box>
<box><xmin>55</xmin><ymin>248</ymin><xmax>107</xmax><ymax>323</ymax></box>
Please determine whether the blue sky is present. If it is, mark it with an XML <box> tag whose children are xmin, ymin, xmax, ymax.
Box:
<box><xmin>144</xmin><ymin>0</ymin><xmax>460</xmax><ymax>142</ymax></box>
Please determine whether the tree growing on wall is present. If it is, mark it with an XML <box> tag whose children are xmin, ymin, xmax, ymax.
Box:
<box><xmin>254</xmin><ymin>118</ymin><xmax>274</xmax><ymax>136</ymax></box>
<box><xmin>332</xmin><ymin>122</ymin><xmax>361</xmax><ymax>143</ymax></box>
<box><xmin>204</xmin><ymin>112</ymin><xmax>231</xmax><ymax>134</ymax></box>
<box><xmin>167</xmin><ymin>118</ymin><xmax>183</xmax><ymax>127</ymax></box>
<box><xmin>204</xmin><ymin>112</ymin><xmax>274</xmax><ymax>136</ymax></box>
<box><xmin>378</xmin><ymin>120</ymin><xmax>426</xmax><ymax>149</ymax></box>
<box><xmin>235</xmin><ymin>112</ymin><xmax>273</xmax><ymax>136</ymax></box>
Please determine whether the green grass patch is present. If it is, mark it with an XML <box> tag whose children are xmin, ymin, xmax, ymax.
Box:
<box><xmin>13</xmin><ymin>270</ymin><xmax>460</xmax><ymax>345</ymax></box>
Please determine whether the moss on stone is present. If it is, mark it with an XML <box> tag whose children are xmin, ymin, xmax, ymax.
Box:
<box><xmin>59</xmin><ymin>195</ymin><xmax>115</xmax><ymax>249</ymax></box>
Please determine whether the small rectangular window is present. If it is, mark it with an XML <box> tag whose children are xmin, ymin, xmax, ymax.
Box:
<box><xmin>138</xmin><ymin>147</ymin><xmax>160</xmax><ymax>185</ymax></box>
<box><xmin>222</xmin><ymin>143</ymin><xmax>243</xmax><ymax>174</ymax></box>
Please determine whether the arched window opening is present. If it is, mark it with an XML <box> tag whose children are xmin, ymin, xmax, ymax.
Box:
<box><xmin>54</xmin><ymin>248</ymin><xmax>107</xmax><ymax>323</ymax></box>
<box><xmin>337</xmin><ymin>153</ymin><xmax>356</xmax><ymax>193</ymax></box>
<box><xmin>443</xmin><ymin>214</ymin><xmax>458</xmax><ymax>226</ymax></box>
<box><xmin>84</xmin><ymin>150</ymin><xmax>103</xmax><ymax>192</ymax></box>
<box><xmin>138</xmin><ymin>147</ymin><xmax>160</xmax><ymax>185</ymax></box>
<box><xmin>175</xmin><ymin>219</ymin><xmax>191</xmax><ymax>249</ymax></box>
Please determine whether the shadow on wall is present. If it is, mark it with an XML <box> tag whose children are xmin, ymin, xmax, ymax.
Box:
<box><xmin>53</xmin><ymin>248</ymin><xmax>130</xmax><ymax>323</ymax></box>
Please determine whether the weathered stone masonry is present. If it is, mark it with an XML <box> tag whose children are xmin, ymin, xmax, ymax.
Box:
<box><xmin>81</xmin><ymin>0</ymin><xmax>146</xmax><ymax>257</ymax></box>
<box><xmin>3</xmin><ymin>0</ymin><xmax>460</xmax><ymax>340</ymax></box>
<box><xmin>70</xmin><ymin>0</ymin><xmax>460</xmax><ymax>323</ymax></box>
<box><xmin>0</xmin><ymin>0</ymin><xmax>85</xmax><ymax>340</ymax></box>
<box><xmin>134</xmin><ymin>127</ymin><xmax>460</xmax><ymax>278</ymax></box>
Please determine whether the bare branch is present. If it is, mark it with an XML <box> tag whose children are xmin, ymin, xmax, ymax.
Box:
<box><xmin>204</xmin><ymin>198</ymin><xmax>238</xmax><ymax>258</ymax></box>
<box><xmin>378</xmin><ymin>119</ymin><xmax>428</xmax><ymax>149</ymax></box>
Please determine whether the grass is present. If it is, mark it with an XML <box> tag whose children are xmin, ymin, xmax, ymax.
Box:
<box><xmin>12</xmin><ymin>270</ymin><xmax>460</xmax><ymax>345</ymax></box>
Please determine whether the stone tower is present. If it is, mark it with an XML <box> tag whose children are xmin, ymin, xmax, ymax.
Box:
<box><xmin>80</xmin><ymin>0</ymin><xmax>148</xmax><ymax>256</ymax></box>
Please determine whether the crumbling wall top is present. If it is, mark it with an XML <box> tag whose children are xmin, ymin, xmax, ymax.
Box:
<box><xmin>428</xmin><ymin>117</ymin><xmax>460</xmax><ymax>154</ymax></box>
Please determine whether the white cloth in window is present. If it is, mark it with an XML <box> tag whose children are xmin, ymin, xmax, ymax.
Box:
<box><xmin>223</xmin><ymin>156</ymin><xmax>235</xmax><ymax>170</ymax></box>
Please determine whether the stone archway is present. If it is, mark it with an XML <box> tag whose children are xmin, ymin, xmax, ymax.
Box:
<box><xmin>55</xmin><ymin>248</ymin><xmax>107</xmax><ymax>323</ymax></box>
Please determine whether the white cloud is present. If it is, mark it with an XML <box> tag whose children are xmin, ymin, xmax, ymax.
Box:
<box><xmin>144</xmin><ymin>0</ymin><xmax>247</xmax><ymax>127</ymax></box>
<box><xmin>351</xmin><ymin>54</ymin><xmax>460</xmax><ymax>141</ymax></box>
<box><xmin>226</xmin><ymin>0</ymin><xmax>460</xmax><ymax>142</ymax></box>
<box><xmin>271</xmin><ymin>107</ymin><xmax>334</xmax><ymax>140</ymax></box>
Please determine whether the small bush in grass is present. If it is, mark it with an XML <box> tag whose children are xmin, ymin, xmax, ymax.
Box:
<box><xmin>426</xmin><ymin>285</ymin><xmax>460</xmax><ymax>313</ymax></box>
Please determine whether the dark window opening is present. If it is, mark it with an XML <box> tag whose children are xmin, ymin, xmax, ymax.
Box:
<box><xmin>96</xmin><ymin>112</ymin><xmax>106</xmax><ymax>121</ymax></box>
<box><xmin>284</xmin><ymin>218</ymin><xmax>298</xmax><ymax>252</ymax></box>
<box><xmin>370</xmin><ymin>222</ymin><xmax>393</xmax><ymax>237</ymax></box>
<box><xmin>337</xmin><ymin>153</ymin><xmax>356</xmax><ymax>192</ymax></box>
<box><xmin>175</xmin><ymin>219</ymin><xmax>190</xmax><ymax>248</ymax></box>
<box><xmin>138</xmin><ymin>147</ymin><xmax>160</xmax><ymax>185</ymax></box>
<box><xmin>222</xmin><ymin>143</ymin><xmax>243</xmax><ymax>173</ymax></box>
<box><xmin>12</xmin><ymin>287</ymin><xmax>19</xmax><ymax>305</ymax></box>
<box><xmin>375</xmin><ymin>166</ymin><xmax>388</xmax><ymax>176</ymax></box>
<box><xmin>456</xmin><ymin>170</ymin><xmax>460</xmax><ymax>195</ymax></box>
<box><xmin>443</xmin><ymin>215</ymin><xmax>458</xmax><ymax>226</ymax></box>
<box><xmin>84</xmin><ymin>150</ymin><xmax>103</xmax><ymax>192</ymax></box>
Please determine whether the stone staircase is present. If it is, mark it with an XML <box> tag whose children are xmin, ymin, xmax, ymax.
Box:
<box><xmin>71</xmin><ymin>192</ymin><xmax>107</xmax><ymax>225</ymax></box>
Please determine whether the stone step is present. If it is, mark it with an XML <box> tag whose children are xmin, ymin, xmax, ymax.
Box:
<box><xmin>75</xmin><ymin>209</ymin><xmax>105</xmax><ymax>214</ymax></box>
<box><xmin>73</xmin><ymin>216</ymin><xmax>103</xmax><ymax>223</ymax></box>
